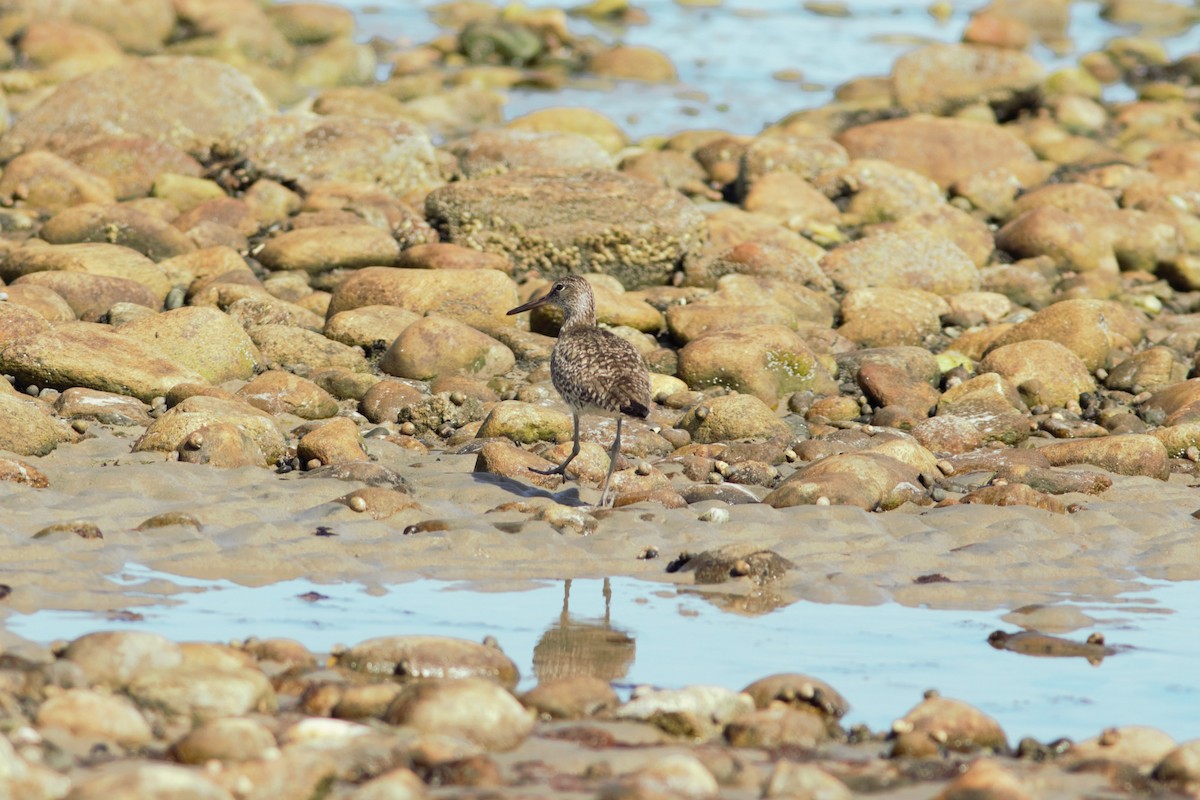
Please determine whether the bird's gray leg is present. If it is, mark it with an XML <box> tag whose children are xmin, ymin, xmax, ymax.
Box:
<box><xmin>598</xmin><ymin>416</ymin><xmax>623</xmax><ymax>508</ymax></box>
<box><xmin>531</xmin><ymin>411</ymin><xmax>581</xmax><ymax>477</ymax></box>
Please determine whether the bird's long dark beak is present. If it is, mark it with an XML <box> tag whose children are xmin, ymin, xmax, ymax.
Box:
<box><xmin>507</xmin><ymin>290</ymin><xmax>552</xmax><ymax>315</ymax></box>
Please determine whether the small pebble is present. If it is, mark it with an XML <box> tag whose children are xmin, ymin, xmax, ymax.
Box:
<box><xmin>399</xmin><ymin>422</ymin><xmax>417</xmax><ymax>436</ymax></box>
<box><xmin>306</xmin><ymin>458</ymin><xmax>323</xmax><ymax>470</ymax></box>
<box><xmin>698</xmin><ymin>507</ymin><xmax>730</xmax><ymax>523</ymax></box>
<box><xmin>349</xmin><ymin>496</ymin><xmax>368</xmax><ymax>512</ymax></box>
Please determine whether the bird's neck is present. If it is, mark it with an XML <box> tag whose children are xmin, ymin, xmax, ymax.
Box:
<box><xmin>560</xmin><ymin>299</ymin><xmax>596</xmax><ymax>331</ymax></box>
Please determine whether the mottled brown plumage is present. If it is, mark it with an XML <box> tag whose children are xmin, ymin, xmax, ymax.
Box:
<box><xmin>507</xmin><ymin>276</ymin><xmax>651</xmax><ymax>507</ymax></box>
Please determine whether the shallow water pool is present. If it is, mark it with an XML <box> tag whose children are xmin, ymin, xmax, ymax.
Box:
<box><xmin>11</xmin><ymin>565</ymin><xmax>1200</xmax><ymax>745</ymax></box>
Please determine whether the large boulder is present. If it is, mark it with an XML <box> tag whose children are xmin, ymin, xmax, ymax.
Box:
<box><xmin>425</xmin><ymin>169</ymin><xmax>706</xmax><ymax>288</ymax></box>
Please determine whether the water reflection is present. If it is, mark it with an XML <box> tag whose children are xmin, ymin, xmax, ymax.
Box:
<box><xmin>6</xmin><ymin>568</ymin><xmax>1200</xmax><ymax>742</ymax></box>
<box><xmin>533</xmin><ymin>578</ymin><xmax>635</xmax><ymax>682</ymax></box>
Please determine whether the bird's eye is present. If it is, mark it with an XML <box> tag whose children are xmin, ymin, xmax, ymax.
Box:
<box><xmin>553</xmin><ymin>283</ymin><xmax>565</xmax><ymax>292</ymax></box>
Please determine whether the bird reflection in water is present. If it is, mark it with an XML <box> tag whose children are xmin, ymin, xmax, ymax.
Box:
<box><xmin>533</xmin><ymin>578</ymin><xmax>635</xmax><ymax>682</ymax></box>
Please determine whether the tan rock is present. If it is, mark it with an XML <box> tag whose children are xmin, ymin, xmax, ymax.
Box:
<box><xmin>0</xmin><ymin>283</ymin><xmax>75</xmax><ymax>322</ymax></box>
<box><xmin>981</xmin><ymin>339</ymin><xmax>1095</xmax><ymax>409</ymax></box>
<box><xmin>1038</xmin><ymin>434</ymin><xmax>1170</xmax><ymax>479</ymax></box>
<box><xmin>474</xmin><ymin>440</ymin><xmax>563</xmax><ymax>489</ymax></box>
<box><xmin>127</xmin><ymin>665</ymin><xmax>276</xmax><ymax>722</ymax></box>
<box><xmin>134</xmin><ymin>395</ymin><xmax>285</xmax><ymax>464</ymax></box>
<box><xmin>839</xmin><ymin>287</ymin><xmax>950</xmax><ymax>348</ymax></box>
<box><xmin>892</xmin><ymin>42</ymin><xmax>1043</xmax><ymax>115</ymax></box>
<box><xmin>425</xmin><ymin>169</ymin><xmax>705</xmax><ymax>288</ymax></box>
<box><xmin>36</xmin><ymin>689</ymin><xmax>153</xmax><ymax>748</ymax></box>
<box><xmin>764</xmin><ymin>452</ymin><xmax>925</xmax><ymax>510</ymax></box>
<box><xmin>821</xmin><ymin>229</ymin><xmax>979</xmax><ymax>295</ymax></box>
<box><xmin>384</xmin><ymin>677</ymin><xmax>533</xmax><ymax>752</ymax></box>
<box><xmin>0</xmin><ymin>150</ymin><xmax>116</xmax><ymax>213</ymax></box>
<box><xmin>0</xmin><ymin>393</ymin><xmax>76</xmax><ymax>456</ymax></box>
<box><xmin>233</xmin><ymin>114</ymin><xmax>440</xmax><ymax>196</ymax></box>
<box><xmin>995</xmin><ymin>206</ymin><xmax>1119</xmax><ymax>273</ymax></box>
<box><xmin>297</xmin><ymin>416</ymin><xmax>368</xmax><ymax>467</ymax></box>
<box><xmin>447</xmin><ymin>129</ymin><xmax>614</xmax><ymax>179</ymax></box>
<box><xmin>62</xmin><ymin>631</ymin><xmax>183</xmax><ymax>690</ymax></box>
<box><xmin>0</xmin><ymin>56</ymin><xmax>272</xmax><ymax>161</ymax></box>
<box><xmin>506</xmin><ymin>106</ymin><xmax>628</xmax><ymax>155</ymax></box>
<box><xmin>0</xmin><ymin>321</ymin><xmax>202</xmax><ymax>402</ymax></box>
<box><xmin>249</xmin><ymin>324</ymin><xmax>370</xmax><ymax>373</ymax></box>
<box><xmin>677</xmin><ymin>392</ymin><xmax>792</xmax><ymax>443</ymax></box>
<box><xmin>257</xmin><ymin>224</ymin><xmax>401</xmax><ymax>272</ymax></box>
<box><xmin>3</xmin><ymin>241</ymin><xmax>171</xmax><ymax>303</ymax></box>
<box><xmin>476</xmin><ymin>401</ymin><xmax>571</xmax><ymax>444</ymax></box>
<box><xmin>678</xmin><ymin>324</ymin><xmax>835</xmax><ymax>406</ymax></box>
<box><xmin>812</xmin><ymin>159</ymin><xmax>944</xmax><ymax>223</ymax></box>
<box><xmin>117</xmin><ymin>306</ymin><xmax>261</xmax><ymax>383</ymax></box>
<box><xmin>41</xmin><ymin>203</ymin><xmax>196</xmax><ymax>261</ymax></box>
<box><xmin>380</xmin><ymin>315</ymin><xmax>515</xmax><ymax>381</ymax></box>
<box><xmin>236</xmin><ymin>370</ymin><xmax>339</xmax><ymax>419</ymax></box>
<box><xmin>171</xmin><ymin>717</ymin><xmax>277</xmax><ymax>765</ymax></box>
<box><xmin>326</xmin><ymin>267</ymin><xmax>519</xmax><ymax>329</ymax></box>
<box><xmin>837</xmin><ymin>116</ymin><xmax>1038</xmax><ymax>189</ymax></box>
<box><xmin>988</xmin><ymin>298</ymin><xmax>1146</xmax><ymax>371</ymax></box>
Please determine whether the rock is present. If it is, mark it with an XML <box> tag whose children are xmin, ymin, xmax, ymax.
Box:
<box><xmin>521</xmin><ymin>676</ymin><xmax>619</xmax><ymax>720</ymax></box>
<box><xmin>171</xmin><ymin>717</ymin><xmax>278</xmax><ymax>765</ymax></box>
<box><xmin>891</xmin><ymin>42</ymin><xmax>1043</xmax><ymax>115</ymax></box>
<box><xmin>858</xmin><ymin>362</ymin><xmax>940</xmax><ymax>415</ymax></box>
<box><xmin>616</xmin><ymin>685</ymin><xmax>753</xmax><ymax>741</ymax></box>
<box><xmin>425</xmin><ymin>169</ymin><xmax>705</xmax><ymax>288</ymax></box>
<box><xmin>225</xmin><ymin>295</ymin><xmax>325</xmax><ymax>332</ymax></box>
<box><xmin>359</xmin><ymin>380</ymin><xmax>424</xmax><ymax>424</ymax></box>
<box><xmin>333</xmin><ymin>487</ymin><xmax>419</xmax><ymax>520</ymax></box>
<box><xmin>0</xmin><ymin>456</ymin><xmax>49</xmax><ymax>487</ymax></box>
<box><xmin>297</xmin><ymin>416</ymin><xmax>368</xmax><ymax>467</ymax></box>
<box><xmin>384</xmin><ymin>677</ymin><xmax>533</xmax><ymax>751</ymax></box>
<box><xmin>995</xmin><ymin>206</ymin><xmax>1118</xmax><ymax>273</ymax></box>
<box><xmin>937</xmin><ymin>371</ymin><xmax>1026</xmax><ymax>418</ymax></box>
<box><xmin>741</xmin><ymin>673</ymin><xmax>850</xmax><ymax>720</ymax></box>
<box><xmin>1152</xmin><ymin>739</ymin><xmax>1200</xmax><ymax>794</ymax></box>
<box><xmin>127</xmin><ymin>664</ymin><xmax>275</xmax><ymax>722</ymax></box>
<box><xmin>0</xmin><ymin>150</ymin><xmax>116</xmax><ymax>213</ymax></box>
<box><xmin>0</xmin><ymin>394</ymin><xmax>76</xmax><ymax>456</ymax></box>
<box><xmin>839</xmin><ymin>287</ymin><xmax>949</xmax><ymax>348</ymax></box>
<box><xmin>838</xmin><ymin>116</ymin><xmax>1038</xmax><ymax>190</ymax></box>
<box><xmin>3</xmin><ymin>242</ymin><xmax>172</xmax><ymax>303</ymax></box>
<box><xmin>173</xmin><ymin>422</ymin><xmax>267</xmax><ymax>468</ymax></box>
<box><xmin>676</xmin><ymin>325</ymin><xmax>835</xmax><ymax>406</ymax></box>
<box><xmin>738</xmin><ymin>134</ymin><xmax>849</xmax><ymax>190</ymax></box>
<box><xmin>725</xmin><ymin>706</ymin><xmax>831</xmax><ymax>749</ymax></box>
<box><xmin>336</xmin><ymin>635</ymin><xmax>520</xmax><ymax>688</ymax></box>
<box><xmin>1105</xmin><ymin>346</ymin><xmax>1187</xmax><ymax>393</ymax></box>
<box><xmin>677</xmin><ymin>393</ymin><xmax>793</xmax><ymax>443</ymax></box>
<box><xmin>1065</xmin><ymin>726</ymin><xmax>1176</xmax><ymax>770</ymax></box>
<box><xmin>249</xmin><ymin>324</ymin><xmax>370</xmax><ymax>374</ymax></box>
<box><xmin>326</xmin><ymin>267</ymin><xmax>519</xmax><ymax>329</ymax></box>
<box><xmin>589</xmin><ymin>44</ymin><xmax>676</xmax><ymax>82</ymax></box>
<box><xmin>257</xmin><ymin>225</ymin><xmax>401</xmax><ymax>273</ymax></box>
<box><xmin>473</xmin><ymin>440</ymin><xmax>562</xmax><ymax>490</ymax></box>
<box><xmin>35</xmin><ymin>688</ymin><xmax>153</xmax><ymax>747</ymax></box>
<box><xmin>54</xmin><ymin>387</ymin><xmax>153</xmax><ymax>426</ymax></box>
<box><xmin>979</xmin><ymin>339</ymin><xmax>1095</xmax><ymax>409</ymax></box>
<box><xmin>762</xmin><ymin>762</ymin><xmax>850</xmax><ymax>799</ymax></box>
<box><xmin>812</xmin><ymin>159</ymin><xmax>944</xmax><ymax>223</ymax></box>
<box><xmin>0</xmin><ymin>56</ymin><xmax>271</xmax><ymax>161</ymax></box>
<box><xmin>266</xmin><ymin>2</ymin><xmax>355</xmax><ymax>43</ymax></box>
<box><xmin>0</xmin><ymin>321</ymin><xmax>203</xmax><ymax>402</ymax></box>
<box><xmin>0</xmin><ymin>283</ymin><xmax>76</xmax><ymax>322</ymax></box>
<box><xmin>599</xmin><ymin>753</ymin><xmax>718</xmax><ymax>800</ymax></box>
<box><xmin>62</xmin><ymin>631</ymin><xmax>183</xmax><ymax>690</ymax></box>
<box><xmin>41</xmin><ymin>203</ymin><xmax>197</xmax><ymax>261</ymax></box>
<box><xmin>380</xmin><ymin>316</ymin><xmax>515</xmax><ymax>381</ymax></box>
<box><xmin>684</xmin><ymin>241</ymin><xmax>831</xmax><ymax>291</ymax></box>
<box><xmin>448</xmin><ymin>129</ymin><xmax>614</xmax><ymax>178</ymax></box>
<box><xmin>933</xmin><ymin>759</ymin><xmax>1030</xmax><ymax>800</ymax></box>
<box><xmin>1038</xmin><ymin>434</ymin><xmax>1170</xmax><ymax>479</ymax></box>
<box><xmin>236</xmin><ymin>370</ymin><xmax>339</xmax><ymax>419</ymax></box>
<box><xmin>134</xmin><ymin>395</ymin><xmax>286</xmax><ymax>464</ymax></box>
<box><xmin>476</xmin><ymin>401</ymin><xmax>571</xmax><ymax>444</ymax></box>
<box><xmin>232</xmin><ymin>114</ymin><xmax>440</xmax><ymax>196</ymax></box>
<box><xmin>506</xmin><ymin>106</ymin><xmax>629</xmax><ymax>155</ymax></box>
<box><xmin>765</xmin><ymin>453</ymin><xmax>925</xmax><ymax>510</ymax></box>
<box><xmin>349</xmin><ymin>768</ymin><xmax>427</xmax><ymax>800</ymax></box>
<box><xmin>987</xmin><ymin>298</ymin><xmax>1146</xmax><ymax>371</ymax></box>
<box><xmin>70</xmin><ymin>137</ymin><xmax>202</xmax><ymax>201</ymax></box>
<box><xmin>821</xmin><ymin>229</ymin><xmax>979</xmax><ymax>295</ymax></box>
<box><xmin>960</xmin><ymin>483</ymin><xmax>1067</xmax><ymax>513</ymax></box>
<box><xmin>890</xmin><ymin>694</ymin><xmax>1008</xmax><ymax>755</ymax></box>
<box><xmin>324</xmin><ymin>305</ymin><xmax>420</xmax><ymax>348</ymax></box>
<box><xmin>117</xmin><ymin>306</ymin><xmax>261</xmax><ymax>383</ymax></box>
<box><xmin>62</xmin><ymin>763</ymin><xmax>234</xmax><ymax>800</ymax></box>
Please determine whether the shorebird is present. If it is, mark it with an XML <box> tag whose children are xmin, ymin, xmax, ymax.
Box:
<box><xmin>507</xmin><ymin>276</ymin><xmax>651</xmax><ymax>507</ymax></box>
